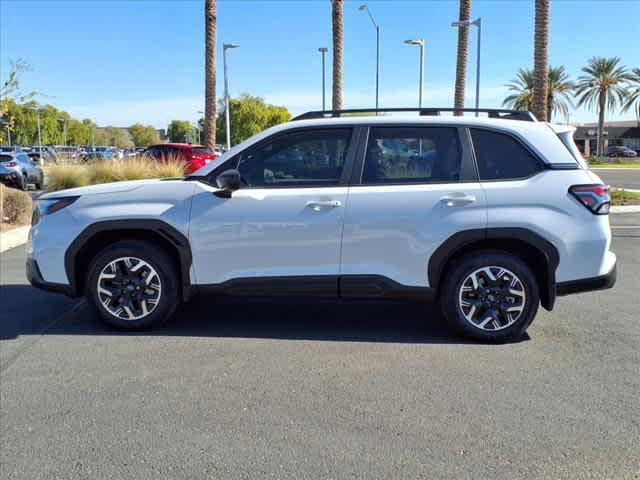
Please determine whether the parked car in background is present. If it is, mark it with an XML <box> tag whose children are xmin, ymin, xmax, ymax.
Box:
<box><xmin>143</xmin><ymin>143</ymin><xmax>217</xmax><ymax>173</ymax></box>
<box><xmin>0</xmin><ymin>163</ymin><xmax>23</xmax><ymax>189</ymax></box>
<box><xmin>0</xmin><ymin>145</ymin><xmax>26</xmax><ymax>154</ymax></box>
<box><xmin>0</xmin><ymin>151</ymin><xmax>44</xmax><ymax>190</ymax></box>
<box><xmin>28</xmin><ymin>149</ymin><xmax>57</xmax><ymax>165</ymax></box>
<box><xmin>82</xmin><ymin>150</ymin><xmax>114</xmax><ymax>163</ymax></box>
<box><xmin>606</xmin><ymin>146</ymin><xmax>638</xmax><ymax>158</ymax></box>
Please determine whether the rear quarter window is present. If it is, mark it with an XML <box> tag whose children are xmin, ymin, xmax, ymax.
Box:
<box><xmin>470</xmin><ymin>129</ymin><xmax>541</xmax><ymax>180</ymax></box>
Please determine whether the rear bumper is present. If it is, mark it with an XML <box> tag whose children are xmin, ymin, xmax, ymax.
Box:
<box><xmin>26</xmin><ymin>258</ymin><xmax>74</xmax><ymax>296</ymax></box>
<box><xmin>556</xmin><ymin>262</ymin><xmax>617</xmax><ymax>296</ymax></box>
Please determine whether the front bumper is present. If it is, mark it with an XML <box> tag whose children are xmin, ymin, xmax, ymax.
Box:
<box><xmin>26</xmin><ymin>258</ymin><xmax>74</xmax><ymax>296</ymax></box>
<box><xmin>556</xmin><ymin>261</ymin><xmax>617</xmax><ymax>296</ymax></box>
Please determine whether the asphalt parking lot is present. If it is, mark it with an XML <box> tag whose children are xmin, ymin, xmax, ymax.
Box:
<box><xmin>595</xmin><ymin>168</ymin><xmax>640</xmax><ymax>190</ymax></box>
<box><xmin>1</xmin><ymin>215</ymin><xmax>639</xmax><ymax>480</ymax></box>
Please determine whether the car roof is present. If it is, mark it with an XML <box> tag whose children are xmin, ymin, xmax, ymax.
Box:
<box><xmin>194</xmin><ymin>115</ymin><xmax>575</xmax><ymax>176</ymax></box>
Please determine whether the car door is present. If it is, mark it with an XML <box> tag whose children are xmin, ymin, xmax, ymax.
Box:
<box><xmin>189</xmin><ymin>127</ymin><xmax>357</xmax><ymax>290</ymax></box>
<box><xmin>340</xmin><ymin>125</ymin><xmax>487</xmax><ymax>291</ymax></box>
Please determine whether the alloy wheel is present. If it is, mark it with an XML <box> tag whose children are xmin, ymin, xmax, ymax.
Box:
<box><xmin>458</xmin><ymin>266</ymin><xmax>526</xmax><ymax>331</ymax></box>
<box><xmin>96</xmin><ymin>256</ymin><xmax>162</xmax><ymax>321</ymax></box>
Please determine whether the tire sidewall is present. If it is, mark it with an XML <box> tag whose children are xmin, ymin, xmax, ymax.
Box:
<box><xmin>441</xmin><ymin>250</ymin><xmax>540</xmax><ymax>342</ymax></box>
<box><xmin>86</xmin><ymin>241</ymin><xmax>179</xmax><ymax>330</ymax></box>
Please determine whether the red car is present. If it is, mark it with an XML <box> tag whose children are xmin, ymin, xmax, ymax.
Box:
<box><xmin>143</xmin><ymin>143</ymin><xmax>218</xmax><ymax>173</ymax></box>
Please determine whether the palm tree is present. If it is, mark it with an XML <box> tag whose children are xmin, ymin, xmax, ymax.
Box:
<box><xmin>622</xmin><ymin>67</ymin><xmax>640</xmax><ymax>118</ymax></box>
<box><xmin>532</xmin><ymin>0</ymin><xmax>549</xmax><ymax>121</ymax></box>
<box><xmin>575</xmin><ymin>57</ymin><xmax>631</xmax><ymax>156</ymax></box>
<box><xmin>203</xmin><ymin>0</ymin><xmax>217</xmax><ymax>148</ymax></box>
<box><xmin>453</xmin><ymin>0</ymin><xmax>471</xmax><ymax>115</ymax></box>
<box><xmin>331</xmin><ymin>0</ymin><xmax>344</xmax><ymax>110</ymax></box>
<box><xmin>503</xmin><ymin>66</ymin><xmax>573</xmax><ymax>121</ymax></box>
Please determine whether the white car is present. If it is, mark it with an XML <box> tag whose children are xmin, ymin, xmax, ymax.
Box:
<box><xmin>26</xmin><ymin>108</ymin><xmax>616</xmax><ymax>342</ymax></box>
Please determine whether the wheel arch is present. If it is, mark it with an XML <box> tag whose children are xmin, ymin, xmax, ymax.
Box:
<box><xmin>65</xmin><ymin>220</ymin><xmax>193</xmax><ymax>301</ymax></box>
<box><xmin>428</xmin><ymin>228</ymin><xmax>560</xmax><ymax>311</ymax></box>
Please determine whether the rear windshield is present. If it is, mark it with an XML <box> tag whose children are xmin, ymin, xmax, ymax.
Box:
<box><xmin>0</xmin><ymin>154</ymin><xmax>14</xmax><ymax>162</ymax></box>
<box><xmin>192</xmin><ymin>147</ymin><xmax>213</xmax><ymax>155</ymax></box>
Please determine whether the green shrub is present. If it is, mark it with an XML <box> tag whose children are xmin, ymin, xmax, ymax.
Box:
<box><xmin>45</xmin><ymin>164</ymin><xmax>90</xmax><ymax>192</ymax></box>
<box><xmin>0</xmin><ymin>183</ymin><xmax>33</xmax><ymax>227</ymax></box>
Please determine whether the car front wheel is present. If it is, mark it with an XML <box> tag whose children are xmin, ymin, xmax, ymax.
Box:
<box><xmin>86</xmin><ymin>240</ymin><xmax>179</xmax><ymax>330</ymax></box>
<box><xmin>441</xmin><ymin>250</ymin><xmax>539</xmax><ymax>342</ymax></box>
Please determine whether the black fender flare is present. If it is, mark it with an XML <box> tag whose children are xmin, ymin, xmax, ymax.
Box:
<box><xmin>428</xmin><ymin>228</ymin><xmax>560</xmax><ymax>310</ymax></box>
<box><xmin>64</xmin><ymin>219</ymin><xmax>193</xmax><ymax>300</ymax></box>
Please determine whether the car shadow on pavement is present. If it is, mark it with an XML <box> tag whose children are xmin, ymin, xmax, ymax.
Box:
<box><xmin>1</xmin><ymin>285</ymin><xmax>530</xmax><ymax>345</ymax></box>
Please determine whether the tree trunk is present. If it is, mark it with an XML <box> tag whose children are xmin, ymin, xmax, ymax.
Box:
<box><xmin>204</xmin><ymin>0</ymin><xmax>217</xmax><ymax>148</ymax></box>
<box><xmin>533</xmin><ymin>0</ymin><xmax>549</xmax><ymax>121</ymax></box>
<box><xmin>597</xmin><ymin>89</ymin><xmax>606</xmax><ymax>156</ymax></box>
<box><xmin>453</xmin><ymin>0</ymin><xmax>471</xmax><ymax>115</ymax></box>
<box><xmin>331</xmin><ymin>0</ymin><xmax>344</xmax><ymax>110</ymax></box>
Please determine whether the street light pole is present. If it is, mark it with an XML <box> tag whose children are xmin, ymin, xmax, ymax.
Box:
<box><xmin>197</xmin><ymin>110</ymin><xmax>204</xmax><ymax>145</ymax></box>
<box><xmin>404</xmin><ymin>39</ymin><xmax>425</xmax><ymax>108</ymax></box>
<box><xmin>223</xmin><ymin>43</ymin><xmax>240</xmax><ymax>150</ymax></box>
<box><xmin>29</xmin><ymin>106</ymin><xmax>43</xmax><ymax>154</ymax></box>
<box><xmin>318</xmin><ymin>47</ymin><xmax>328</xmax><ymax>111</ymax></box>
<box><xmin>451</xmin><ymin>17</ymin><xmax>482</xmax><ymax>116</ymax></box>
<box><xmin>359</xmin><ymin>4</ymin><xmax>380</xmax><ymax>110</ymax></box>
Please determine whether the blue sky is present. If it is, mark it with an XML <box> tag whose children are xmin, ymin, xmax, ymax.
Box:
<box><xmin>1</xmin><ymin>0</ymin><xmax>638</xmax><ymax>128</ymax></box>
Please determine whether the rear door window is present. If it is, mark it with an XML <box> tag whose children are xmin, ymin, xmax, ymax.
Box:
<box><xmin>470</xmin><ymin>129</ymin><xmax>541</xmax><ymax>180</ymax></box>
<box><xmin>362</xmin><ymin>127</ymin><xmax>462</xmax><ymax>184</ymax></box>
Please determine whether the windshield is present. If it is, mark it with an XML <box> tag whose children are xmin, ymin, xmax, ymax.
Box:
<box><xmin>192</xmin><ymin>147</ymin><xmax>213</xmax><ymax>155</ymax></box>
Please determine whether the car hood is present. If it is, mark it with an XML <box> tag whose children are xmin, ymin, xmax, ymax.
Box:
<box><xmin>39</xmin><ymin>179</ymin><xmax>162</xmax><ymax>199</ymax></box>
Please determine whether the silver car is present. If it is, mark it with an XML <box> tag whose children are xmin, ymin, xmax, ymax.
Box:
<box><xmin>0</xmin><ymin>151</ymin><xmax>44</xmax><ymax>190</ymax></box>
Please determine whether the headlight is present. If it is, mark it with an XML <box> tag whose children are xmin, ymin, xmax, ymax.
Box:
<box><xmin>32</xmin><ymin>196</ymin><xmax>80</xmax><ymax>225</ymax></box>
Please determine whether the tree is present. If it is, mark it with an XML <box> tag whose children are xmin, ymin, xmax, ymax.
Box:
<box><xmin>453</xmin><ymin>0</ymin><xmax>471</xmax><ymax>115</ymax></box>
<box><xmin>129</xmin><ymin>123</ymin><xmax>160</xmax><ymax>147</ymax></box>
<box><xmin>622</xmin><ymin>67</ymin><xmax>640</xmax><ymax>118</ymax></box>
<box><xmin>331</xmin><ymin>0</ymin><xmax>344</xmax><ymax>110</ymax></box>
<box><xmin>1</xmin><ymin>58</ymin><xmax>37</xmax><ymax>144</ymax></box>
<box><xmin>167</xmin><ymin>120</ymin><xmax>195</xmax><ymax>143</ymax></box>
<box><xmin>532</xmin><ymin>0</ymin><xmax>550</xmax><ymax>121</ymax></box>
<box><xmin>204</xmin><ymin>0</ymin><xmax>217</xmax><ymax>148</ymax></box>
<box><xmin>216</xmin><ymin>94</ymin><xmax>291</xmax><ymax>145</ymax></box>
<box><xmin>503</xmin><ymin>66</ymin><xmax>573</xmax><ymax>121</ymax></box>
<box><xmin>575</xmin><ymin>57</ymin><xmax>631</xmax><ymax>156</ymax></box>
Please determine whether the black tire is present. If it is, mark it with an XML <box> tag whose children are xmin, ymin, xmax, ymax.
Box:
<box><xmin>35</xmin><ymin>174</ymin><xmax>43</xmax><ymax>190</ymax></box>
<box><xmin>440</xmin><ymin>250</ymin><xmax>539</xmax><ymax>343</ymax></box>
<box><xmin>19</xmin><ymin>174</ymin><xmax>27</xmax><ymax>191</ymax></box>
<box><xmin>86</xmin><ymin>240</ymin><xmax>180</xmax><ymax>330</ymax></box>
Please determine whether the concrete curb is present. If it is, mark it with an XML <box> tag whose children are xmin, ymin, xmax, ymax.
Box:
<box><xmin>0</xmin><ymin>225</ymin><xmax>30</xmax><ymax>253</ymax></box>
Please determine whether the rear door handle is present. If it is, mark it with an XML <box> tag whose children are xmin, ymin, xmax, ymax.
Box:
<box><xmin>306</xmin><ymin>200</ymin><xmax>342</xmax><ymax>211</ymax></box>
<box><xmin>440</xmin><ymin>194</ymin><xmax>476</xmax><ymax>206</ymax></box>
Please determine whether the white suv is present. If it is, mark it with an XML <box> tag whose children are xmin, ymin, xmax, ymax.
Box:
<box><xmin>27</xmin><ymin>108</ymin><xmax>616</xmax><ymax>342</ymax></box>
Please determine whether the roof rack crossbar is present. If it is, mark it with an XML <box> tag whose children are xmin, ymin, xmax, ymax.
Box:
<box><xmin>292</xmin><ymin>107</ymin><xmax>537</xmax><ymax>122</ymax></box>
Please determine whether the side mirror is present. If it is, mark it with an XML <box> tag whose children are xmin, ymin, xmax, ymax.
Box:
<box><xmin>214</xmin><ymin>169</ymin><xmax>241</xmax><ymax>198</ymax></box>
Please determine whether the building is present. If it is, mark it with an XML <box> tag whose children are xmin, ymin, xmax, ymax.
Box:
<box><xmin>573</xmin><ymin>120</ymin><xmax>640</xmax><ymax>155</ymax></box>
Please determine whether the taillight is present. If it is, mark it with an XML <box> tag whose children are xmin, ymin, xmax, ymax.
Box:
<box><xmin>569</xmin><ymin>184</ymin><xmax>610</xmax><ymax>215</ymax></box>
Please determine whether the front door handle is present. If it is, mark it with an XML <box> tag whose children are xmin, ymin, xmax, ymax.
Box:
<box><xmin>306</xmin><ymin>200</ymin><xmax>342</xmax><ymax>211</ymax></box>
<box><xmin>440</xmin><ymin>193</ymin><xmax>476</xmax><ymax>206</ymax></box>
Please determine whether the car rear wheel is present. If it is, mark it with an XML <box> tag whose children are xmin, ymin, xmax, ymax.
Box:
<box><xmin>19</xmin><ymin>173</ymin><xmax>27</xmax><ymax>191</ymax></box>
<box><xmin>441</xmin><ymin>250</ymin><xmax>539</xmax><ymax>342</ymax></box>
<box><xmin>86</xmin><ymin>240</ymin><xmax>179</xmax><ymax>330</ymax></box>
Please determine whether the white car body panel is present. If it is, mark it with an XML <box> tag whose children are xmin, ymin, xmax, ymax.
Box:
<box><xmin>189</xmin><ymin>183</ymin><xmax>348</xmax><ymax>284</ymax></box>
<box><xmin>340</xmin><ymin>182</ymin><xmax>487</xmax><ymax>287</ymax></box>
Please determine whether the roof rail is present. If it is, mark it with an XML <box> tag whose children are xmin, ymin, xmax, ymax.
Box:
<box><xmin>292</xmin><ymin>107</ymin><xmax>537</xmax><ymax>122</ymax></box>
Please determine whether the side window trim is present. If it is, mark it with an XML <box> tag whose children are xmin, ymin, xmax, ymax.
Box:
<box><xmin>351</xmin><ymin>124</ymin><xmax>478</xmax><ymax>186</ymax></box>
<box><xmin>207</xmin><ymin>126</ymin><xmax>359</xmax><ymax>189</ymax></box>
<box><xmin>467</xmin><ymin>126</ymin><xmax>545</xmax><ymax>182</ymax></box>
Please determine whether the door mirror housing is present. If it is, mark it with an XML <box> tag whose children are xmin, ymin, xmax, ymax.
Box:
<box><xmin>214</xmin><ymin>169</ymin><xmax>241</xmax><ymax>198</ymax></box>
